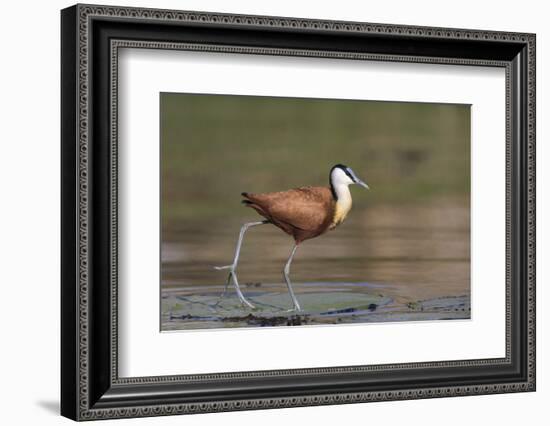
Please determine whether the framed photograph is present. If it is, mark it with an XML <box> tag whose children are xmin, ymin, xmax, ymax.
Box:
<box><xmin>61</xmin><ymin>4</ymin><xmax>536</xmax><ymax>421</ymax></box>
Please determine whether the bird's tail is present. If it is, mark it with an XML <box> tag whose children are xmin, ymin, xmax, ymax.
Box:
<box><xmin>241</xmin><ymin>192</ymin><xmax>252</xmax><ymax>205</ymax></box>
<box><xmin>240</xmin><ymin>192</ymin><xmax>270</xmax><ymax>222</ymax></box>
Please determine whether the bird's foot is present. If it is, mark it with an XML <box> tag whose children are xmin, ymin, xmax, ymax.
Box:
<box><xmin>213</xmin><ymin>265</ymin><xmax>255</xmax><ymax>309</ymax></box>
<box><xmin>239</xmin><ymin>298</ymin><xmax>255</xmax><ymax>309</ymax></box>
<box><xmin>217</xmin><ymin>293</ymin><xmax>255</xmax><ymax>309</ymax></box>
<box><xmin>285</xmin><ymin>305</ymin><xmax>302</xmax><ymax>313</ymax></box>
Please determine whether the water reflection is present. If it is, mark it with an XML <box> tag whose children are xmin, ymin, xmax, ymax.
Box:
<box><xmin>162</xmin><ymin>198</ymin><xmax>470</xmax><ymax>307</ymax></box>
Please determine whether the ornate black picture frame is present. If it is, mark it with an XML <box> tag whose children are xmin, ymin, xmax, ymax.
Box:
<box><xmin>61</xmin><ymin>4</ymin><xmax>536</xmax><ymax>421</ymax></box>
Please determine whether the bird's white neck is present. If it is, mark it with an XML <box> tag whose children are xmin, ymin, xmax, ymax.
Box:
<box><xmin>331</xmin><ymin>183</ymin><xmax>352</xmax><ymax>228</ymax></box>
<box><xmin>333</xmin><ymin>182</ymin><xmax>351</xmax><ymax>203</ymax></box>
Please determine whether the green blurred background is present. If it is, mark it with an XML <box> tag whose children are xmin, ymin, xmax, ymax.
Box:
<box><xmin>161</xmin><ymin>93</ymin><xmax>470</xmax><ymax>225</ymax></box>
<box><xmin>160</xmin><ymin>93</ymin><xmax>470</xmax><ymax>306</ymax></box>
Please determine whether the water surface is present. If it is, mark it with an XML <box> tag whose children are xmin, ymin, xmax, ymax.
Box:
<box><xmin>161</xmin><ymin>200</ymin><xmax>470</xmax><ymax>330</ymax></box>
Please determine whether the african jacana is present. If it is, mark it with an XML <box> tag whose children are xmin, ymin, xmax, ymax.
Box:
<box><xmin>215</xmin><ymin>164</ymin><xmax>369</xmax><ymax>311</ymax></box>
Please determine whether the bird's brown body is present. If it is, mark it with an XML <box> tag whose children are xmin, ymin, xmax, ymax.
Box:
<box><xmin>242</xmin><ymin>186</ymin><xmax>340</xmax><ymax>244</ymax></box>
<box><xmin>216</xmin><ymin>165</ymin><xmax>367</xmax><ymax>311</ymax></box>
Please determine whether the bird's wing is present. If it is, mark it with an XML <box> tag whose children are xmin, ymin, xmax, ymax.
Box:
<box><xmin>244</xmin><ymin>187</ymin><xmax>333</xmax><ymax>231</ymax></box>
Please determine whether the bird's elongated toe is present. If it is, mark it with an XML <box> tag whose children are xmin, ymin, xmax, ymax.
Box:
<box><xmin>239</xmin><ymin>297</ymin><xmax>255</xmax><ymax>309</ymax></box>
<box><xmin>213</xmin><ymin>264</ymin><xmax>233</xmax><ymax>271</ymax></box>
<box><xmin>214</xmin><ymin>266</ymin><xmax>256</xmax><ymax>309</ymax></box>
<box><xmin>284</xmin><ymin>304</ymin><xmax>302</xmax><ymax>313</ymax></box>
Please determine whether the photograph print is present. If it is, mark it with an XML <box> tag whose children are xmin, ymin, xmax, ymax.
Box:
<box><xmin>160</xmin><ymin>93</ymin><xmax>471</xmax><ymax>331</ymax></box>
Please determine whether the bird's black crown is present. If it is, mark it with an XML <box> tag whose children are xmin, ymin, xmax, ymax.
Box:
<box><xmin>331</xmin><ymin>164</ymin><xmax>349</xmax><ymax>171</ymax></box>
<box><xmin>330</xmin><ymin>164</ymin><xmax>355</xmax><ymax>181</ymax></box>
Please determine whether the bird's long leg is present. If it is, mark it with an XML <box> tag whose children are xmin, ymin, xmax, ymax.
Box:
<box><xmin>283</xmin><ymin>244</ymin><xmax>302</xmax><ymax>311</ymax></box>
<box><xmin>214</xmin><ymin>274</ymin><xmax>232</xmax><ymax>307</ymax></box>
<box><xmin>214</xmin><ymin>220</ymin><xmax>268</xmax><ymax>308</ymax></box>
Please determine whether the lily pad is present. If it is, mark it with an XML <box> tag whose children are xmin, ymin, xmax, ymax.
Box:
<box><xmin>161</xmin><ymin>282</ymin><xmax>470</xmax><ymax>331</ymax></box>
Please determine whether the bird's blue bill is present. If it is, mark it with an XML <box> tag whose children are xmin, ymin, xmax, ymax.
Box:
<box><xmin>346</xmin><ymin>167</ymin><xmax>370</xmax><ymax>189</ymax></box>
<box><xmin>356</xmin><ymin>180</ymin><xmax>370</xmax><ymax>189</ymax></box>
